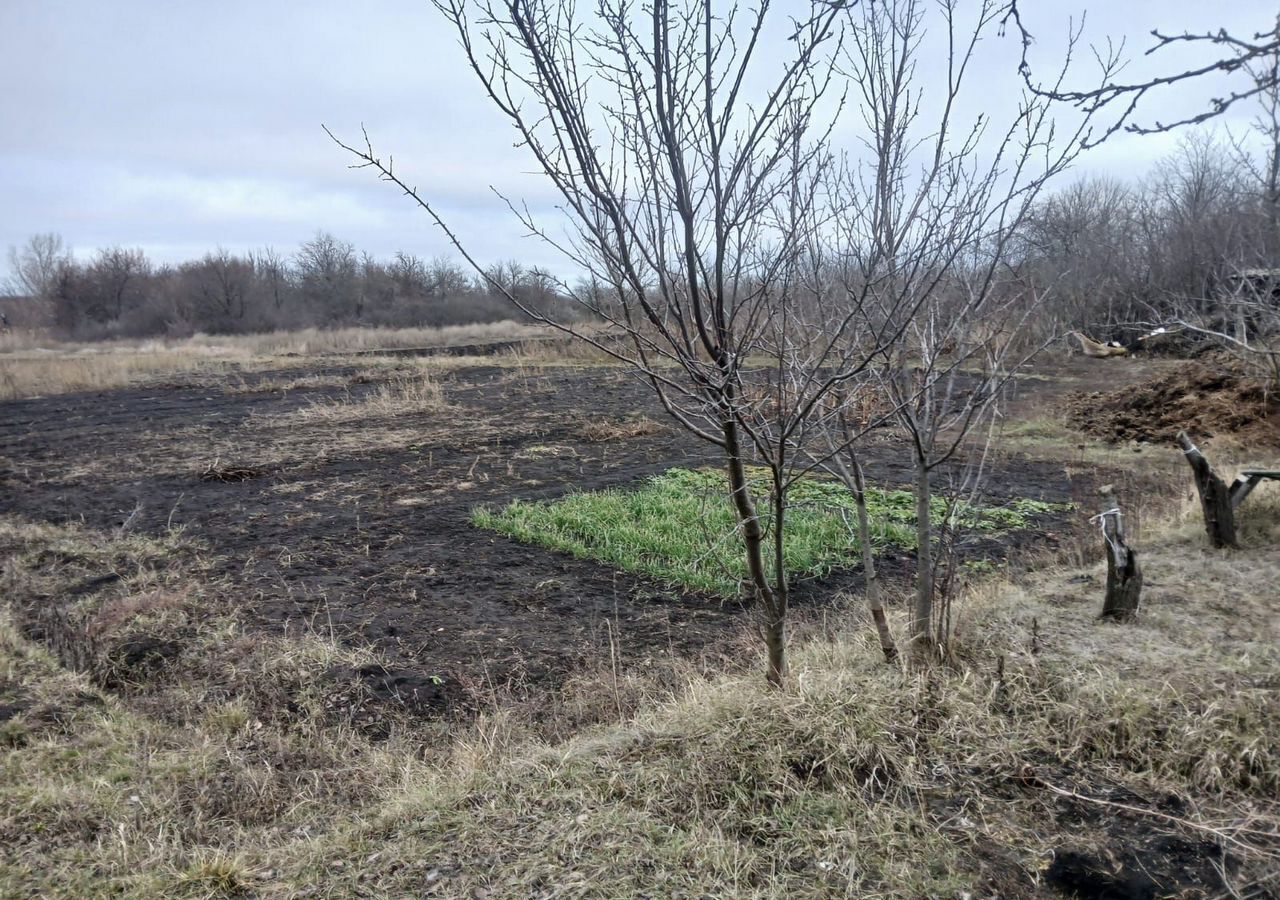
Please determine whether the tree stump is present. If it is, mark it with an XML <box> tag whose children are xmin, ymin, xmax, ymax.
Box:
<box><xmin>1093</xmin><ymin>508</ymin><xmax>1142</xmax><ymax>621</ymax></box>
<box><xmin>1176</xmin><ymin>431</ymin><xmax>1238</xmax><ymax>549</ymax></box>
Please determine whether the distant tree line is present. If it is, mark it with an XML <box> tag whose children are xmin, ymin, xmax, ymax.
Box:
<box><xmin>5</xmin><ymin>125</ymin><xmax>1278</xmax><ymax>346</ymax></box>
<box><xmin>2</xmin><ymin>231</ymin><xmax>583</xmax><ymax>338</ymax></box>
<box><xmin>1017</xmin><ymin>127</ymin><xmax>1280</xmax><ymax>343</ymax></box>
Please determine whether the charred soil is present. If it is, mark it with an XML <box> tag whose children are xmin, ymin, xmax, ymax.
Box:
<box><xmin>2</xmin><ymin>360</ymin><xmax>1103</xmax><ymax>715</ymax></box>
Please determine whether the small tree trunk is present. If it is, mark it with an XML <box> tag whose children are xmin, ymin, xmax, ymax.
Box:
<box><xmin>850</xmin><ymin>453</ymin><xmax>898</xmax><ymax>662</ymax></box>
<box><xmin>766</xmin><ymin>479</ymin><xmax>790</xmax><ymax>687</ymax></box>
<box><xmin>722</xmin><ymin>416</ymin><xmax>786</xmax><ymax>686</ymax></box>
<box><xmin>912</xmin><ymin>457</ymin><xmax>935</xmax><ymax>663</ymax></box>
<box><xmin>1097</xmin><ymin>509</ymin><xmax>1142</xmax><ymax>621</ymax></box>
<box><xmin>763</xmin><ymin>614</ymin><xmax>787</xmax><ymax>687</ymax></box>
<box><xmin>1176</xmin><ymin>431</ymin><xmax>1238</xmax><ymax>549</ymax></box>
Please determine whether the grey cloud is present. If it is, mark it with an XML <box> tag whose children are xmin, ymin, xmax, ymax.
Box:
<box><xmin>0</xmin><ymin>0</ymin><xmax>1272</xmax><ymax>272</ymax></box>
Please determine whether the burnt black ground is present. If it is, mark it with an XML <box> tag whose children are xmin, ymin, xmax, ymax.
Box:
<box><xmin>0</xmin><ymin>359</ymin><xmax>1135</xmax><ymax>710</ymax></box>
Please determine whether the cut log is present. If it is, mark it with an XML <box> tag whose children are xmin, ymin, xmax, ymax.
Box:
<box><xmin>1176</xmin><ymin>431</ymin><xmax>1238</xmax><ymax>549</ymax></box>
<box><xmin>1093</xmin><ymin>508</ymin><xmax>1142</xmax><ymax>621</ymax></box>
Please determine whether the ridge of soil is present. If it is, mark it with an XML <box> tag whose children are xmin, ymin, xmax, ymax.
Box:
<box><xmin>1067</xmin><ymin>359</ymin><xmax>1280</xmax><ymax>447</ymax></box>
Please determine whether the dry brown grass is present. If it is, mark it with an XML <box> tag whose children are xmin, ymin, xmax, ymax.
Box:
<box><xmin>579</xmin><ymin>416</ymin><xmax>667</xmax><ymax>442</ymax></box>
<box><xmin>279</xmin><ymin>369</ymin><xmax>453</xmax><ymax>425</ymax></box>
<box><xmin>0</xmin><ymin>321</ymin><xmax>565</xmax><ymax>401</ymax></box>
<box><xmin>0</xmin><ymin>352</ymin><xmax>235</xmax><ymax>401</ymax></box>
<box><xmin>0</xmin><ymin>319</ymin><xmax>636</xmax><ymax>402</ymax></box>
<box><xmin>0</xmin><ymin>328</ymin><xmax>51</xmax><ymax>353</ymax></box>
<box><xmin>0</xmin><ymin>320</ymin><xmax>548</xmax><ymax>357</ymax></box>
<box><xmin>3</xmin><ymin>471</ymin><xmax>1277</xmax><ymax>896</ymax></box>
<box><xmin>224</xmin><ymin>372</ymin><xmax>353</xmax><ymax>394</ymax></box>
<box><xmin>497</xmin><ymin>334</ymin><xmax>622</xmax><ymax>366</ymax></box>
<box><xmin>206</xmin><ymin>320</ymin><xmax>555</xmax><ymax>356</ymax></box>
<box><xmin>263</xmin><ymin>466</ymin><xmax>1274</xmax><ymax>896</ymax></box>
<box><xmin>280</xmin><ymin>507</ymin><xmax>1274</xmax><ymax>895</ymax></box>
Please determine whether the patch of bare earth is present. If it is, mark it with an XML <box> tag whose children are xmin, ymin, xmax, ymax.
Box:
<box><xmin>1068</xmin><ymin>358</ymin><xmax>1280</xmax><ymax>447</ymax></box>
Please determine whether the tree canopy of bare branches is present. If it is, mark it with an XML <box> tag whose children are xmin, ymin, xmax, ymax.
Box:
<box><xmin>330</xmin><ymin>0</ymin><xmax>1101</xmax><ymax>678</ymax></box>
<box><xmin>5</xmin><ymin>233</ymin><xmax>71</xmax><ymax>300</ymax></box>
<box><xmin>331</xmin><ymin>0</ymin><xmax>857</xmax><ymax>685</ymax></box>
<box><xmin>1008</xmin><ymin>6</ymin><xmax>1280</xmax><ymax>146</ymax></box>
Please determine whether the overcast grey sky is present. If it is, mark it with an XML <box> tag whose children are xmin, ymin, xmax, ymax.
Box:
<box><xmin>0</xmin><ymin>1</ymin><xmax>1273</xmax><ymax>273</ymax></box>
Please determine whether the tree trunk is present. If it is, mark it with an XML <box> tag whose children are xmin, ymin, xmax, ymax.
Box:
<box><xmin>1176</xmin><ymin>431</ymin><xmax>1238</xmax><ymax>549</ymax></box>
<box><xmin>722</xmin><ymin>416</ymin><xmax>786</xmax><ymax>686</ymax></box>
<box><xmin>1097</xmin><ymin>509</ymin><xmax>1142</xmax><ymax>621</ymax></box>
<box><xmin>912</xmin><ymin>457</ymin><xmax>935</xmax><ymax>663</ymax></box>
<box><xmin>850</xmin><ymin>453</ymin><xmax>898</xmax><ymax>662</ymax></box>
<box><xmin>762</xmin><ymin>612</ymin><xmax>787</xmax><ymax>688</ymax></box>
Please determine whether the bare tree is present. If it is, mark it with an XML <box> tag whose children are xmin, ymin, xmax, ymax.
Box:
<box><xmin>818</xmin><ymin>0</ymin><xmax>1092</xmax><ymax>661</ymax></box>
<box><xmin>331</xmin><ymin>0</ymin><xmax>855</xmax><ymax>685</ymax></box>
<box><xmin>1232</xmin><ymin>46</ymin><xmax>1280</xmax><ymax>262</ymax></box>
<box><xmin>1010</xmin><ymin>10</ymin><xmax>1280</xmax><ymax>369</ymax></box>
<box><xmin>1009</xmin><ymin>7</ymin><xmax>1280</xmax><ymax>145</ymax></box>
<box><xmin>6</xmin><ymin>233</ymin><xmax>71</xmax><ymax>299</ymax></box>
<box><xmin>390</xmin><ymin>251</ymin><xmax>429</xmax><ymax>296</ymax></box>
<box><xmin>250</xmin><ymin>246</ymin><xmax>293</xmax><ymax>313</ymax></box>
<box><xmin>479</xmin><ymin>260</ymin><xmax>525</xmax><ymax>298</ymax></box>
<box><xmin>1145</xmin><ymin>133</ymin><xmax>1250</xmax><ymax>303</ymax></box>
<box><xmin>330</xmin><ymin>0</ymin><xmax>1101</xmax><ymax>676</ymax></box>
<box><xmin>427</xmin><ymin>256</ymin><xmax>472</xmax><ymax>298</ymax></box>
<box><xmin>184</xmin><ymin>248</ymin><xmax>254</xmax><ymax>326</ymax></box>
<box><xmin>295</xmin><ymin>231</ymin><xmax>359</xmax><ymax>322</ymax></box>
<box><xmin>89</xmin><ymin>247</ymin><xmax>152</xmax><ymax>323</ymax></box>
<box><xmin>1131</xmin><ymin>83</ymin><xmax>1280</xmax><ymax>388</ymax></box>
<box><xmin>821</xmin><ymin>391</ymin><xmax>899</xmax><ymax>663</ymax></box>
<box><xmin>1018</xmin><ymin>176</ymin><xmax>1145</xmax><ymax>338</ymax></box>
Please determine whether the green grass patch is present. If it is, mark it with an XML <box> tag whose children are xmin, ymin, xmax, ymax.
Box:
<box><xmin>473</xmin><ymin>467</ymin><xmax>1070</xmax><ymax>596</ymax></box>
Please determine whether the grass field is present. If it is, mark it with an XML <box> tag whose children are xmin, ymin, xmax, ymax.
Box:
<box><xmin>475</xmin><ymin>466</ymin><xmax>1070</xmax><ymax>596</ymax></box>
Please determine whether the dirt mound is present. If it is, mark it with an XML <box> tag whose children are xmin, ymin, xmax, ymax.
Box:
<box><xmin>1068</xmin><ymin>361</ymin><xmax>1277</xmax><ymax>445</ymax></box>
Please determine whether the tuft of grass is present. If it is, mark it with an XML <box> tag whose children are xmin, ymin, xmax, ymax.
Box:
<box><xmin>173</xmin><ymin>853</ymin><xmax>253</xmax><ymax>898</ymax></box>
<box><xmin>284</xmin><ymin>370</ymin><xmax>451</xmax><ymax>424</ymax></box>
<box><xmin>474</xmin><ymin>466</ymin><xmax>1070</xmax><ymax>596</ymax></box>
<box><xmin>579</xmin><ymin>416</ymin><xmax>667</xmax><ymax>442</ymax></box>
<box><xmin>225</xmin><ymin>372</ymin><xmax>352</xmax><ymax>394</ymax></box>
